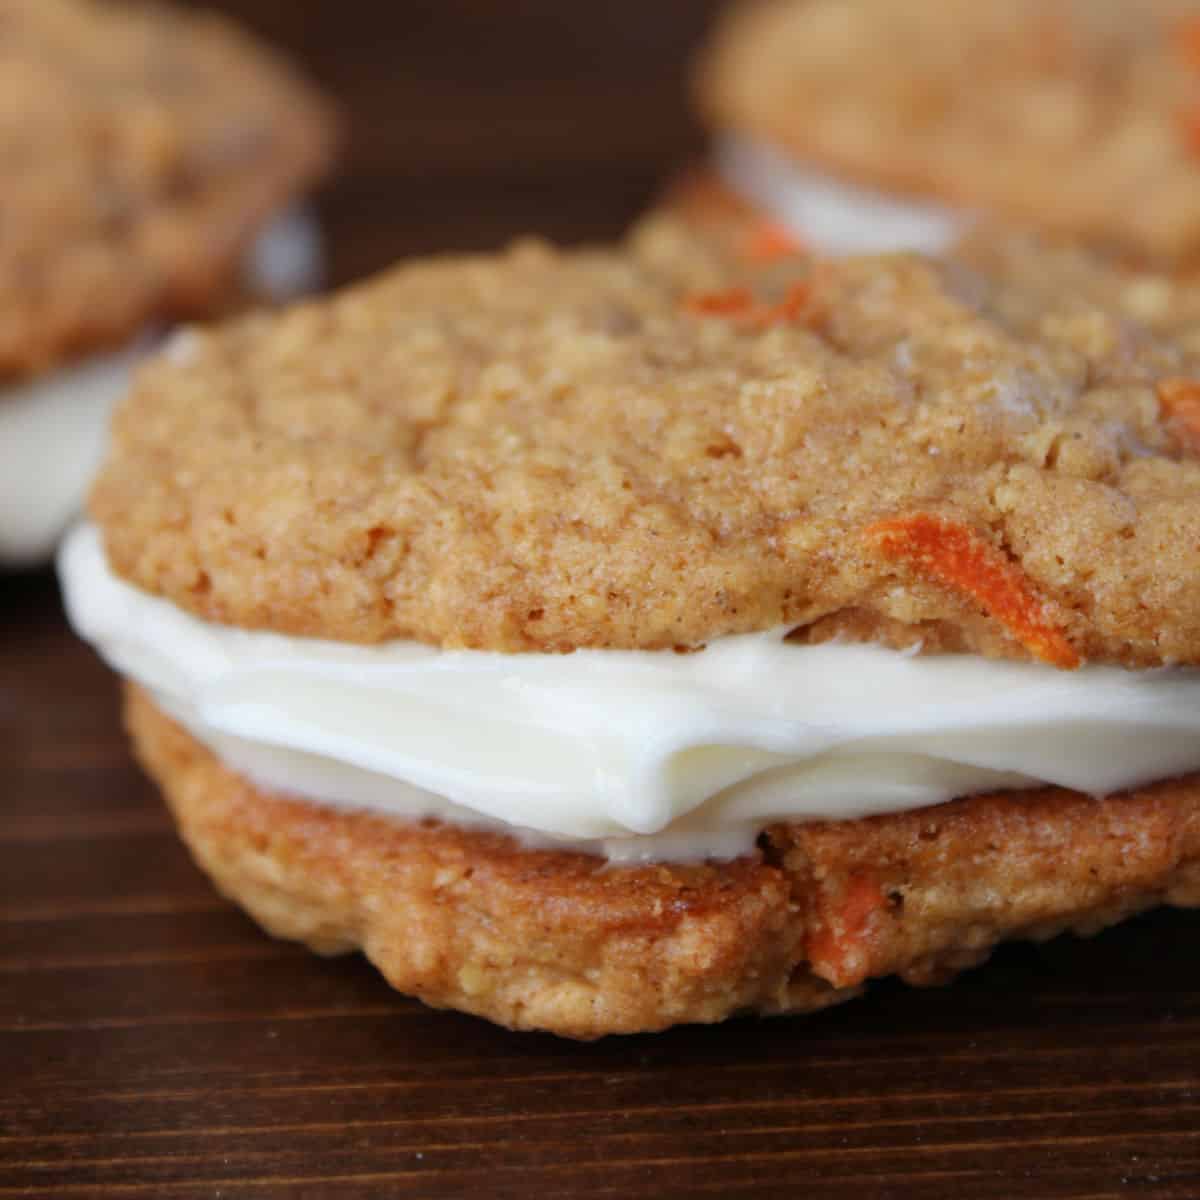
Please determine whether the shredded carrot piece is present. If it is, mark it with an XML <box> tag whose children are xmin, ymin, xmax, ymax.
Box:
<box><xmin>840</xmin><ymin>873</ymin><xmax>886</xmax><ymax>935</ymax></box>
<box><xmin>1178</xmin><ymin>107</ymin><xmax>1200</xmax><ymax>157</ymax></box>
<box><xmin>1177</xmin><ymin>17</ymin><xmax>1200</xmax><ymax>72</ymax></box>
<box><xmin>682</xmin><ymin>287</ymin><xmax>756</xmax><ymax>317</ymax></box>
<box><xmin>749</xmin><ymin>281</ymin><xmax>814</xmax><ymax>328</ymax></box>
<box><xmin>743</xmin><ymin>220</ymin><xmax>805</xmax><ymax>264</ymax></box>
<box><xmin>1157</xmin><ymin>377</ymin><xmax>1200</xmax><ymax>454</ymax></box>
<box><xmin>682</xmin><ymin>282</ymin><xmax>816</xmax><ymax>329</ymax></box>
<box><xmin>867</xmin><ymin>513</ymin><xmax>1080</xmax><ymax>669</ymax></box>
<box><xmin>806</xmin><ymin>873</ymin><xmax>887</xmax><ymax>988</ymax></box>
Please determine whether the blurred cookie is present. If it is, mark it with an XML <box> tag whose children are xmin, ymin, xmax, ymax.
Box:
<box><xmin>696</xmin><ymin>0</ymin><xmax>1200</xmax><ymax>259</ymax></box>
<box><xmin>0</xmin><ymin>0</ymin><xmax>336</xmax><ymax>566</ymax></box>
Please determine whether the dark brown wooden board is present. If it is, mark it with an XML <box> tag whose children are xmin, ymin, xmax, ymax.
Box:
<box><xmin>4</xmin><ymin>3</ymin><xmax>1200</xmax><ymax>1196</ymax></box>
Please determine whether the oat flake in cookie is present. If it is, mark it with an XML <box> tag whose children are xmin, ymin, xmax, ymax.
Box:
<box><xmin>696</xmin><ymin>0</ymin><xmax>1200</xmax><ymax>261</ymax></box>
<box><xmin>61</xmin><ymin>218</ymin><xmax>1200</xmax><ymax>1037</ymax></box>
<box><xmin>0</xmin><ymin>0</ymin><xmax>336</xmax><ymax>566</ymax></box>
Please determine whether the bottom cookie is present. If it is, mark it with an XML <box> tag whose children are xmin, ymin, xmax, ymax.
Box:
<box><xmin>127</xmin><ymin>685</ymin><xmax>1200</xmax><ymax>1039</ymax></box>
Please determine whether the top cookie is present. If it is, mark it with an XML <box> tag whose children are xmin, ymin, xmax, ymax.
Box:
<box><xmin>697</xmin><ymin>0</ymin><xmax>1200</xmax><ymax>268</ymax></box>
<box><xmin>0</xmin><ymin>0</ymin><xmax>336</xmax><ymax>377</ymax></box>
<box><xmin>91</xmin><ymin>218</ymin><xmax>1200</xmax><ymax>667</ymax></box>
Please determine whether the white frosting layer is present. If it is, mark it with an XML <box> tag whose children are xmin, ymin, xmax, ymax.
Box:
<box><xmin>0</xmin><ymin>343</ymin><xmax>148</xmax><ymax>566</ymax></box>
<box><xmin>716</xmin><ymin>134</ymin><xmax>973</xmax><ymax>255</ymax></box>
<box><xmin>246</xmin><ymin>205</ymin><xmax>325</xmax><ymax>303</ymax></box>
<box><xmin>0</xmin><ymin>208</ymin><xmax>322</xmax><ymax>566</ymax></box>
<box><xmin>60</xmin><ymin>523</ymin><xmax>1200</xmax><ymax>863</ymax></box>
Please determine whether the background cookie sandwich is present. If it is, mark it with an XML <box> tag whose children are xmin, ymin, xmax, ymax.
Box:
<box><xmin>60</xmin><ymin>217</ymin><xmax>1200</xmax><ymax>1038</ymax></box>
<box><xmin>0</xmin><ymin>0</ymin><xmax>335</xmax><ymax>568</ymax></box>
<box><xmin>695</xmin><ymin>0</ymin><xmax>1200</xmax><ymax>259</ymax></box>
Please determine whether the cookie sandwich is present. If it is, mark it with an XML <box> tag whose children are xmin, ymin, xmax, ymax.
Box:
<box><xmin>60</xmin><ymin>217</ymin><xmax>1200</xmax><ymax>1038</ymax></box>
<box><xmin>0</xmin><ymin>0</ymin><xmax>335</xmax><ymax>567</ymax></box>
<box><xmin>696</xmin><ymin>0</ymin><xmax>1200</xmax><ymax>258</ymax></box>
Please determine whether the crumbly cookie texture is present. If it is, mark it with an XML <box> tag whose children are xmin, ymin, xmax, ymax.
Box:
<box><xmin>0</xmin><ymin>0</ymin><xmax>335</xmax><ymax>377</ymax></box>
<box><xmin>128</xmin><ymin>685</ymin><xmax>1200</xmax><ymax>1039</ymax></box>
<box><xmin>697</xmin><ymin>0</ymin><xmax>1200</xmax><ymax>268</ymax></box>
<box><xmin>93</xmin><ymin>218</ymin><xmax>1200</xmax><ymax>665</ymax></box>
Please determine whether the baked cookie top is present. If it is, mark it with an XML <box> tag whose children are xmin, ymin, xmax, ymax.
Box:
<box><xmin>696</xmin><ymin>0</ymin><xmax>1200</xmax><ymax>268</ymax></box>
<box><xmin>0</xmin><ymin>0</ymin><xmax>335</xmax><ymax>378</ymax></box>
<box><xmin>91</xmin><ymin>217</ymin><xmax>1200</xmax><ymax>667</ymax></box>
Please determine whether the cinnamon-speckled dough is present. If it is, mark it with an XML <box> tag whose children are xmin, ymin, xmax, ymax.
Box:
<box><xmin>91</xmin><ymin>217</ymin><xmax>1200</xmax><ymax>665</ymax></box>
<box><xmin>128</xmin><ymin>685</ymin><xmax>1200</xmax><ymax>1038</ymax></box>
<box><xmin>696</xmin><ymin>0</ymin><xmax>1200</xmax><ymax>268</ymax></box>
<box><xmin>0</xmin><ymin>0</ymin><xmax>335</xmax><ymax>377</ymax></box>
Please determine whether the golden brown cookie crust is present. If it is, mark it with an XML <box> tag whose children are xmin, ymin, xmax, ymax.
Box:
<box><xmin>127</xmin><ymin>685</ymin><xmax>1200</xmax><ymax>1038</ymax></box>
<box><xmin>0</xmin><ymin>0</ymin><xmax>336</xmax><ymax>378</ymax></box>
<box><xmin>94</xmin><ymin>221</ymin><xmax>1200</xmax><ymax>665</ymax></box>
<box><xmin>696</xmin><ymin>0</ymin><xmax>1200</xmax><ymax>269</ymax></box>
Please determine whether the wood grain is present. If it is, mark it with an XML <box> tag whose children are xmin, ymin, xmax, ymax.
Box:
<box><xmin>3</xmin><ymin>2</ymin><xmax>1200</xmax><ymax>1196</ymax></box>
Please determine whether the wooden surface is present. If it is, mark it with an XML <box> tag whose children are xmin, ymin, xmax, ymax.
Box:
<box><xmin>4</xmin><ymin>2</ymin><xmax>1200</xmax><ymax>1196</ymax></box>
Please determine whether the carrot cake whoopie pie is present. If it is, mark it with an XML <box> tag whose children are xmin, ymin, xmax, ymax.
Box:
<box><xmin>0</xmin><ymin>0</ymin><xmax>335</xmax><ymax>567</ymax></box>
<box><xmin>60</xmin><ymin>216</ymin><xmax>1200</xmax><ymax>1038</ymax></box>
<box><xmin>696</xmin><ymin>0</ymin><xmax>1200</xmax><ymax>259</ymax></box>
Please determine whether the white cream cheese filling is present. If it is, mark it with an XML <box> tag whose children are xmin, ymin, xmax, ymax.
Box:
<box><xmin>716</xmin><ymin>134</ymin><xmax>974</xmax><ymax>255</ymax></box>
<box><xmin>59</xmin><ymin>523</ymin><xmax>1200</xmax><ymax>863</ymax></box>
<box><xmin>0</xmin><ymin>207</ymin><xmax>322</xmax><ymax>567</ymax></box>
<box><xmin>0</xmin><ymin>342</ymin><xmax>149</xmax><ymax>566</ymax></box>
<box><xmin>244</xmin><ymin>205</ymin><xmax>325</xmax><ymax>304</ymax></box>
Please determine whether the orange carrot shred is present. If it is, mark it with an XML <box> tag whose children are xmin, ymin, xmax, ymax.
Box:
<box><xmin>841</xmin><ymin>873</ymin><xmax>886</xmax><ymax>935</ymax></box>
<box><xmin>1177</xmin><ymin>16</ymin><xmax>1200</xmax><ymax>72</ymax></box>
<box><xmin>1157</xmin><ymin>377</ymin><xmax>1200</xmax><ymax>454</ymax></box>
<box><xmin>749</xmin><ymin>281</ymin><xmax>813</xmax><ymax>328</ymax></box>
<box><xmin>1178</xmin><ymin>107</ymin><xmax>1200</xmax><ymax>157</ymax></box>
<box><xmin>682</xmin><ymin>282</ymin><xmax>815</xmax><ymax>329</ymax></box>
<box><xmin>682</xmin><ymin>287</ymin><xmax>756</xmax><ymax>317</ymax></box>
<box><xmin>743</xmin><ymin>220</ymin><xmax>805</xmax><ymax>264</ymax></box>
<box><xmin>806</xmin><ymin>873</ymin><xmax>887</xmax><ymax>988</ymax></box>
<box><xmin>866</xmin><ymin>513</ymin><xmax>1080</xmax><ymax>669</ymax></box>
